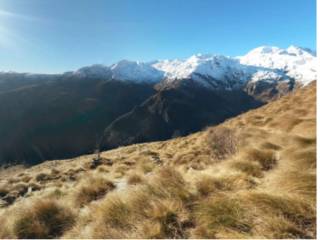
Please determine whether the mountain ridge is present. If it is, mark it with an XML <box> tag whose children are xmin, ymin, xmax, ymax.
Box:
<box><xmin>0</xmin><ymin>45</ymin><xmax>316</xmax><ymax>88</ymax></box>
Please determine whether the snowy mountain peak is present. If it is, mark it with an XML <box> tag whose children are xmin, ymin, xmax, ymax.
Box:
<box><xmin>72</xmin><ymin>45</ymin><xmax>316</xmax><ymax>87</ymax></box>
<box><xmin>110</xmin><ymin>60</ymin><xmax>164</xmax><ymax>82</ymax></box>
<box><xmin>240</xmin><ymin>45</ymin><xmax>316</xmax><ymax>85</ymax></box>
<box><xmin>286</xmin><ymin>45</ymin><xmax>316</xmax><ymax>56</ymax></box>
<box><xmin>248</xmin><ymin>46</ymin><xmax>282</xmax><ymax>55</ymax></box>
<box><xmin>153</xmin><ymin>54</ymin><xmax>241</xmax><ymax>81</ymax></box>
<box><xmin>243</xmin><ymin>45</ymin><xmax>315</xmax><ymax>58</ymax></box>
<box><xmin>75</xmin><ymin>64</ymin><xmax>111</xmax><ymax>78</ymax></box>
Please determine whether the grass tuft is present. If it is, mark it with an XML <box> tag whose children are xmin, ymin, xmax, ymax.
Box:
<box><xmin>193</xmin><ymin>195</ymin><xmax>251</xmax><ymax>238</ymax></box>
<box><xmin>75</xmin><ymin>177</ymin><xmax>115</xmax><ymax>207</ymax></box>
<box><xmin>127</xmin><ymin>173</ymin><xmax>143</xmax><ymax>185</ymax></box>
<box><xmin>74</xmin><ymin>176</ymin><xmax>115</xmax><ymax>207</ymax></box>
<box><xmin>231</xmin><ymin>160</ymin><xmax>263</xmax><ymax>177</ymax></box>
<box><xmin>13</xmin><ymin>200</ymin><xmax>75</xmax><ymax>239</ymax></box>
<box><xmin>244</xmin><ymin>148</ymin><xmax>277</xmax><ymax>170</ymax></box>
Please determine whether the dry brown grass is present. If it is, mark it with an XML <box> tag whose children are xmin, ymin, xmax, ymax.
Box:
<box><xmin>97</xmin><ymin>165</ymin><xmax>110</xmax><ymax>173</ymax></box>
<box><xmin>243</xmin><ymin>148</ymin><xmax>278</xmax><ymax>171</ymax></box>
<box><xmin>192</xmin><ymin>194</ymin><xmax>251</xmax><ymax>238</ymax></box>
<box><xmin>138</xmin><ymin>158</ymin><xmax>156</xmax><ymax>173</ymax></box>
<box><xmin>35</xmin><ymin>172</ymin><xmax>51</xmax><ymax>182</ymax></box>
<box><xmin>74</xmin><ymin>176</ymin><xmax>115</xmax><ymax>207</ymax></box>
<box><xmin>63</xmin><ymin>168</ymin><xmax>193</xmax><ymax>238</ymax></box>
<box><xmin>195</xmin><ymin>173</ymin><xmax>254</xmax><ymax>198</ymax></box>
<box><xmin>231</xmin><ymin>160</ymin><xmax>263</xmax><ymax>177</ymax></box>
<box><xmin>260</xmin><ymin>141</ymin><xmax>282</xmax><ymax>151</ymax></box>
<box><xmin>140</xmin><ymin>199</ymin><xmax>186</xmax><ymax>238</ymax></box>
<box><xmin>0</xmin><ymin>185</ymin><xmax>9</xmax><ymax>197</ymax></box>
<box><xmin>11</xmin><ymin>183</ymin><xmax>28</xmax><ymax>196</ymax></box>
<box><xmin>271</xmin><ymin>171</ymin><xmax>316</xmax><ymax>200</ymax></box>
<box><xmin>244</xmin><ymin>192</ymin><xmax>316</xmax><ymax>237</ymax></box>
<box><xmin>0</xmin><ymin>83</ymin><xmax>315</xmax><ymax>238</ymax></box>
<box><xmin>290</xmin><ymin>136</ymin><xmax>316</xmax><ymax>147</ymax></box>
<box><xmin>12</xmin><ymin>200</ymin><xmax>75</xmax><ymax>238</ymax></box>
<box><xmin>126</xmin><ymin>172</ymin><xmax>143</xmax><ymax>185</ymax></box>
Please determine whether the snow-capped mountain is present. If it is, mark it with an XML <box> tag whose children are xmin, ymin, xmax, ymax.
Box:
<box><xmin>71</xmin><ymin>45</ymin><xmax>316</xmax><ymax>89</ymax></box>
<box><xmin>152</xmin><ymin>45</ymin><xmax>316</xmax><ymax>88</ymax></box>
<box><xmin>110</xmin><ymin>60</ymin><xmax>164</xmax><ymax>82</ymax></box>
<box><xmin>74</xmin><ymin>61</ymin><xmax>164</xmax><ymax>83</ymax></box>
<box><xmin>239</xmin><ymin>45</ymin><xmax>317</xmax><ymax>86</ymax></box>
<box><xmin>75</xmin><ymin>64</ymin><xmax>112</xmax><ymax>78</ymax></box>
<box><xmin>153</xmin><ymin>54</ymin><xmax>245</xmax><ymax>80</ymax></box>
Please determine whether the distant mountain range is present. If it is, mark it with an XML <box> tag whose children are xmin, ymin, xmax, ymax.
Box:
<box><xmin>72</xmin><ymin>45</ymin><xmax>316</xmax><ymax>86</ymax></box>
<box><xmin>0</xmin><ymin>45</ymin><xmax>316</xmax><ymax>166</ymax></box>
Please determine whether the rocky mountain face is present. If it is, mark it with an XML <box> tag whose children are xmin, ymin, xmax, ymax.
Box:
<box><xmin>0</xmin><ymin>45</ymin><xmax>316</xmax><ymax>165</ymax></box>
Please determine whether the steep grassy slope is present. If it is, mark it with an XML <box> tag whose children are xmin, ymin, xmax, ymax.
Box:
<box><xmin>0</xmin><ymin>82</ymin><xmax>316</xmax><ymax>239</ymax></box>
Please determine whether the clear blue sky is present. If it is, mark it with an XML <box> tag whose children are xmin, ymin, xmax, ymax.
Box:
<box><xmin>0</xmin><ymin>0</ymin><xmax>316</xmax><ymax>73</ymax></box>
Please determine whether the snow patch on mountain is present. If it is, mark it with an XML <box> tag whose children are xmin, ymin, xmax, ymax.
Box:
<box><xmin>249</xmin><ymin>69</ymin><xmax>288</xmax><ymax>83</ymax></box>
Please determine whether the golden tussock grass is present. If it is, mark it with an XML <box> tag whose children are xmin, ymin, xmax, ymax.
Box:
<box><xmin>96</xmin><ymin>165</ymin><xmax>110</xmax><ymax>173</ymax></box>
<box><xmin>192</xmin><ymin>194</ymin><xmax>251</xmax><ymax>238</ymax></box>
<box><xmin>126</xmin><ymin>172</ymin><xmax>144</xmax><ymax>185</ymax></box>
<box><xmin>230</xmin><ymin>160</ymin><xmax>263</xmax><ymax>177</ymax></box>
<box><xmin>138</xmin><ymin>158</ymin><xmax>156</xmax><ymax>173</ymax></box>
<box><xmin>64</xmin><ymin>168</ymin><xmax>192</xmax><ymax>238</ymax></box>
<box><xmin>11</xmin><ymin>200</ymin><xmax>75</xmax><ymax>239</ymax></box>
<box><xmin>0</xmin><ymin>185</ymin><xmax>9</xmax><ymax>197</ymax></box>
<box><xmin>244</xmin><ymin>192</ymin><xmax>315</xmax><ymax>235</ymax></box>
<box><xmin>270</xmin><ymin>171</ymin><xmax>316</xmax><ymax>200</ymax></box>
<box><xmin>74</xmin><ymin>176</ymin><xmax>115</xmax><ymax>207</ymax></box>
<box><xmin>242</xmin><ymin>148</ymin><xmax>278</xmax><ymax>171</ymax></box>
<box><xmin>260</xmin><ymin>141</ymin><xmax>282</xmax><ymax>151</ymax></box>
<box><xmin>0</xmin><ymin>83</ymin><xmax>316</xmax><ymax>238</ymax></box>
<box><xmin>195</xmin><ymin>173</ymin><xmax>255</xmax><ymax>198</ymax></box>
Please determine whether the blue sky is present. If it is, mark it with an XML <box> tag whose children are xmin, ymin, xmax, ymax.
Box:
<box><xmin>0</xmin><ymin>0</ymin><xmax>316</xmax><ymax>73</ymax></box>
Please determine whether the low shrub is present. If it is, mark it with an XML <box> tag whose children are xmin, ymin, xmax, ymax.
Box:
<box><xmin>207</xmin><ymin>127</ymin><xmax>238</xmax><ymax>160</ymax></box>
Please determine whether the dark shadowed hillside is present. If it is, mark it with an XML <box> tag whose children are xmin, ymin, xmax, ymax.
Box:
<box><xmin>0</xmin><ymin>75</ymin><xmax>155</xmax><ymax>165</ymax></box>
<box><xmin>101</xmin><ymin>80</ymin><xmax>263</xmax><ymax>149</ymax></box>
